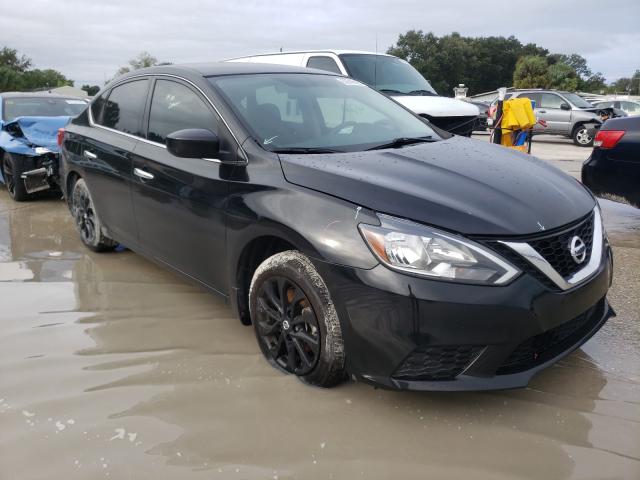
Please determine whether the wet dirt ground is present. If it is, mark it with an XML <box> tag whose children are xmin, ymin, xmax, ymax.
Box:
<box><xmin>1</xmin><ymin>165</ymin><xmax>639</xmax><ymax>478</ymax></box>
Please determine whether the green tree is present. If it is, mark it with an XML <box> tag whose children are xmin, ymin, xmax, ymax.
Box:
<box><xmin>0</xmin><ymin>66</ymin><xmax>24</xmax><ymax>91</ymax></box>
<box><xmin>547</xmin><ymin>62</ymin><xmax>579</xmax><ymax>91</ymax></box>
<box><xmin>513</xmin><ymin>56</ymin><xmax>550</xmax><ymax>89</ymax></box>
<box><xmin>81</xmin><ymin>84</ymin><xmax>101</xmax><ymax>96</ymax></box>
<box><xmin>22</xmin><ymin>69</ymin><xmax>73</xmax><ymax>90</ymax></box>
<box><xmin>0</xmin><ymin>47</ymin><xmax>32</xmax><ymax>73</ymax></box>
<box><xmin>613</xmin><ymin>70</ymin><xmax>640</xmax><ymax>95</ymax></box>
<box><xmin>115</xmin><ymin>51</ymin><xmax>159</xmax><ymax>77</ymax></box>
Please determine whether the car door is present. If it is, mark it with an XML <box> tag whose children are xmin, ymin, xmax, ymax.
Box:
<box><xmin>81</xmin><ymin>79</ymin><xmax>150</xmax><ymax>246</ymax></box>
<box><xmin>538</xmin><ymin>93</ymin><xmax>571</xmax><ymax>134</ymax></box>
<box><xmin>130</xmin><ymin>77</ymin><xmax>238</xmax><ymax>294</ymax></box>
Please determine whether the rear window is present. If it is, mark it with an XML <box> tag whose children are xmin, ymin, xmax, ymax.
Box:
<box><xmin>100</xmin><ymin>80</ymin><xmax>149</xmax><ymax>136</ymax></box>
<box><xmin>2</xmin><ymin>97</ymin><xmax>87</xmax><ymax>122</ymax></box>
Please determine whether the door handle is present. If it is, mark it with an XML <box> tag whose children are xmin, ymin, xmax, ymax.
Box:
<box><xmin>133</xmin><ymin>167</ymin><xmax>154</xmax><ymax>181</ymax></box>
<box><xmin>538</xmin><ymin>110</ymin><xmax>546</xmax><ymax>113</ymax></box>
<box><xmin>83</xmin><ymin>150</ymin><xmax>97</xmax><ymax>159</ymax></box>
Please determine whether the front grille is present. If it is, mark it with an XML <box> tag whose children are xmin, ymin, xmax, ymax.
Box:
<box><xmin>392</xmin><ymin>345</ymin><xmax>483</xmax><ymax>381</ymax></box>
<box><xmin>497</xmin><ymin>300</ymin><xmax>603</xmax><ymax>375</ymax></box>
<box><xmin>484</xmin><ymin>212</ymin><xmax>596</xmax><ymax>289</ymax></box>
<box><xmin>529</xmin><ymin>213</ymin><xmax>594</xmax><ymax>278</ymax></box>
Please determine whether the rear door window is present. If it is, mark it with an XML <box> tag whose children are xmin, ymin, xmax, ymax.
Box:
<box><xmin>100</xmin><ymin>79</ymin><xmax>149</xmax><ymax>136</ymax></box>
<box><xmin>90</xmin><ymin>92</ymin><xmax>108</xmax><ymax>124</ymax></box>
<box><xmin>540</xmin><ymin>93</ymin><xmax>564</xmax><ymax>109</ymax></box>
<box><xmin>147</xmin><ymin>79</ymin><xmax>219</xmax><ymax>144</ymax></box>
<box><xmin>518</xmin><ymin>93</ymin><xmax>541</xmax><ymax>108</ymax></box>
<box><xmin>306</xmin><ymin>56</ymin><xmax>342</xmax><ymax>74</ymax></box>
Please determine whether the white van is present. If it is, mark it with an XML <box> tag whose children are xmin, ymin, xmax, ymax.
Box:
<box><xmin>226</xmin><ymin>50</ymin><xmax>480</xmax><ymax>136</ymax></box>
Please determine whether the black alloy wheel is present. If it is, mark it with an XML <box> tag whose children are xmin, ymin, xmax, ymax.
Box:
<box><xmin>73</xmin><ymin>184</ymin><xmax>98</xmax><ymax>246</ymax></box>
<box><xmin>255</xmin><ymin>276</ymin><xmax>321</xmax><ymax>375</ymax></box>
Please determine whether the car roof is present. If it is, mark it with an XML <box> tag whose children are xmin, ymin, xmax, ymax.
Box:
<box><xmin>116</xmin><ymin>61</ymin><xmax>342</xmax><ymax>81</ymax></box>
<box><xmin>226</xmin><ymin>49</ymin><xmax>392</xmax><ymax>61</ymax></box>
<box><xmin>0</xmin><ymin>91</ymin><xmax>85</xmax><ymax>100</ymax></box>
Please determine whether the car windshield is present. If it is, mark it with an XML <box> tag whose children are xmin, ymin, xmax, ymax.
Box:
<box><xmin>210</xmin><ymin>73</ymin><xmax>439</xmax><ymax>152</ymax></box>
<box><xmin>339</xmin><ymin>54</ymin><xmax>438</xmax><ymax>96</ymax></box>
<box><xmin>562</xmin><ymin>92</ymin><xmax>593</xmax><ymax>109</ymax></box>
<box><xmin>2</xmin><ymin>97</ymin><xmax>87</xmax><ymax>122</ymax></box>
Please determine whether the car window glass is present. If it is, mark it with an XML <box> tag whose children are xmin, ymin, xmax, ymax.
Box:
<box><xmin>317</xmin><ymin>97</ymin><xmax>386</xmax><ymax>128</ymax></box>
<box><xmin>255</xmin><ymin>85</ymin><xmax>304</xmax><ymax>124</ymax></box>
<box><xmin>540</xmin><ymin>93</ymin><xmax>564</xmax><ymax>109</ymax></box>
<box><xmin>306</xmin><ymin>56</ymin><xmax>342</xmax><ymax>74</ymax></box>
<box><xmin>148</xmin><ymin>80</ymin><xmax>219</xmax><ymax>144</ymax></box>
<box><xmin>621</xmin><ymin>101</ymin><xmax>639</xmax><ymax>113</ymax></box>
<box><xmin>101</xmin><ymin>80</ymin><xmax>148</xmax><ymax>136</ymax></box>
<box><xmin>517</xmin><ymin>93</ymin><xmax>541</xmax><ymax>108</ymax></box>
<box><xmin>90</xmin><ymin>92</ymin><xmax>108</xmax><ymax>123</ymax></box>
<box><xmin>596</xmin><ymin>101</ymin><xmax>613</xmax><ymax>108</ymax></box>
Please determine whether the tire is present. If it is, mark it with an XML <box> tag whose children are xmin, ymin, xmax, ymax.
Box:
<box><xmin>249</xmin><ymin>250</ymin><xmax>345</xmax><ymax>387</ymax></box>
<box><xmin>2</xmin><ymin>152</ymin><xmax>29</xmax><ymax>201</ymax></box>
<box><xmin>572</xmin><ymin>125</ymin><xmax>594</xmax><ymax>147</ymax></box>
<box><xmin>70</xmin><ymin>178</ymin><xmax>117</xmax><ymax>252</ymax></box>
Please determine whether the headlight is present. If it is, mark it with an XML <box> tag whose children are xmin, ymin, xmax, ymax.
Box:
<box><xmin>359</xmin><ymin>214</ymin><xmax>520</xmax><ymax>285</ymax></box>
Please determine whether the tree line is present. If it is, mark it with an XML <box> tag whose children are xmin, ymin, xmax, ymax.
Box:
<box><xmin>2</xmin><ymin>40</ymin><xmax>638</xmax><ymax>98</ymax></box>
<box><xmin>388</xmin><ymin>31</ymin><xmax>639</xmax><ymax>96</ymax></box>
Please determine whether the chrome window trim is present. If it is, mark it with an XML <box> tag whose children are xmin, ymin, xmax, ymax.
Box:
<box><xmin>87</xmin><ymin>73</ymin><xmax>245</xmax><ymax>165</ymax></box>
<box><xmin>500</xmin><ymin>207</ymin><xmax>603</xmax><ymax>290</ymax></box>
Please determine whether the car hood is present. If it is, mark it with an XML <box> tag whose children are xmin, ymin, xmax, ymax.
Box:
<box><xmin>392</xmin><ymin>95</ymin><xmax>480</xmax><ymax>117</ymax></box>
<box><xmin>0</xmin><ymin>116</ymin><xmax>71</xmax><ymax>155</ymax></box>
<box><xmin>279</xmin><ymin>136</ymin><xmax>595</xmax><ymax>236</ymax></box>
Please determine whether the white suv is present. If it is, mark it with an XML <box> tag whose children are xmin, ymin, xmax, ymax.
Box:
<box><xmin>226</xmin><ymin>50</ymin><xmax>480</xmax><ymax>136</ymax></box>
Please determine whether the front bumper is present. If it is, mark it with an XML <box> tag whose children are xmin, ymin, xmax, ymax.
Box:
<box><xmin>314</xmin><ymin>244</ymin><xmax>614</xmax><ymax>391</ymax></box>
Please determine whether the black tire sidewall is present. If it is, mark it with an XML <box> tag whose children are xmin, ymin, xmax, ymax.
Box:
<box><xmin>71</xmin><ymin>178</ymin><xmax>115</xmax><ymax>252</ymax></box>
<box><xmin>2</xmin><ymin>153</ymin><xmax>29</xmax><ymax>201</ymax></box>
<box><xmin>249</xmin><ymin>251</ymin><xmax>345</xmax><ymax>387</ymax></box>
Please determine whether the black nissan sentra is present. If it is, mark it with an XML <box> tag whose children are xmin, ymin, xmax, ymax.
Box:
<box><xmin>59</xmin><ymin>63</ymin><xmax>614</xmax><ymax>391</ymax></box>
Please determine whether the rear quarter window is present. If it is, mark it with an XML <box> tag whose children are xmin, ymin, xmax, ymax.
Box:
<box><xmin>100</xmin><ymin>80</ymin><xmax>149</xmax><ymax>136</ymax></box>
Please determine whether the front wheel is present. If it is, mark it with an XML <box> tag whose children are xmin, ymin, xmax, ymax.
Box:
<box><xmin>249</xmin><ymin>251</ymin><xmax>345</xmax><ymax>388</ymax></box>
<box><xmin>70</xmin><ymin>178</ymin><xmax>117</xmax><ymax>252</ymax></box>
<box><xmin>2</xmin><ymin>153</ymin><xmax>29</xmax><ymax>201</ymax></box>
<box><xmin>573</xmin><ymin>125</ymin><xmax>594</xmax><ymax>147</ymax></box>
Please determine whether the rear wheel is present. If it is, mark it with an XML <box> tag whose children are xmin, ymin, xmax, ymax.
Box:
<box><xmin>2</xmin><ymin>153</ymin><xmax>28</xmax><ymax>201</ymax></box>
<box><xmin>70</xmin><ymin>178</ymin><xmax>117</xmax><ymax>252</ymax></box>
<box><xmin>573</xmin><ymin>125</ymin><xmax>594</xmax><ymax>147</ymax></box>
<box><xmin>249</xmin><ymin>250</ymin><xmax>345</xmax><ymax>387</ymax></box>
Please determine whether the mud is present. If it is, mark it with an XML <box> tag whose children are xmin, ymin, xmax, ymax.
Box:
<box><xmin>0</xmin><ymin>188</ymin><xmax>639</xmax><ymax>480</ymax></box>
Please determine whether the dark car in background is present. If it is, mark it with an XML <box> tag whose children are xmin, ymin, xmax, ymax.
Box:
<box><xmin>583</xmin><ymin>115</ymin><xmax>640</xmax><ymax>208</ymax></box>
<box><xmin>59</xmin><ymin>63</ymin><xmax>613</xmax><ymax>391</ymax></box>
<box><xmin>0</xmin><ymin>92</ymin><xmax>88</xmax><ymax>201</ymax></box>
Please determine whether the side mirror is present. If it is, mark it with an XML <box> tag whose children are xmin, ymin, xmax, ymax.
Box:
<box><xmin>166</xmin><ymin>129</ymin><xmax>219</xmax><ymax>158</ymax></box>
<box><xmin>560</xmin><ymin>103</ymin><xmax>571</xmax><ymax>111</ymax></box>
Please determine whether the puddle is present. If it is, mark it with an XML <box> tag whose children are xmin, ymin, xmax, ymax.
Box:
<box><xmin>0</xmin><ymin>190</ymin><xmax>638</xmax><ymax>479</ymax></box>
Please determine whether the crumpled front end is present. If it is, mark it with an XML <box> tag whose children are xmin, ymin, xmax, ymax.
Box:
<box><xmin>0</xmin><ymin>116</ymin><xmax>70</xmax><ymax>193</ymax></box>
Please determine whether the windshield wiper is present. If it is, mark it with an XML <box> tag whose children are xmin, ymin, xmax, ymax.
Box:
<box><xmin>407</xmin><ymin>89</ymin><xmax>436</xmax><ymax>96</ymax></box>
<box><xmin>366</xmin><ymin>136</ymin><xmax>435</xmax><ymax>151</ymax></box>
<box><xmin>271</xmin><ymin>147</ymin><xmax>345</xmax><ymax>154</ymax></box>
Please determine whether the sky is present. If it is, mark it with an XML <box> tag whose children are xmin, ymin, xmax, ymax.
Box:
<box><xmin>1</xmin><ymin>0</ymin><xmax>638</xmax><ymax>88</ymax></box>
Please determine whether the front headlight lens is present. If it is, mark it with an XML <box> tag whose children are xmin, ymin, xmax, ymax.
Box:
<box><xmin>359</xmin><ymin>215</ymin><xmax>520</xmax><ymax>285</ymax></box>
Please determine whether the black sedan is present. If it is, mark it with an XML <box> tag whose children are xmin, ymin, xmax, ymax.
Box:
<box><xmin>59</xmin><ymin>63</ymin><xmax>613</xmax><ymax>391</ymax></box>
<box><xmin>583</xmin><ymin>115</ymin><xmax>640</xmax><ymax>208</ymax></box>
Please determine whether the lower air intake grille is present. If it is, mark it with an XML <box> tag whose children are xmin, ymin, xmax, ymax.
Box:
<box><xmin>497</xmin><ymin>300</ymin><xmax>604</xmax><ymax>375</ymax></box>
<box><xmin>393</xmin><ymin>345</ymin><xmax>483</xmax><ymax>381</ymax></box>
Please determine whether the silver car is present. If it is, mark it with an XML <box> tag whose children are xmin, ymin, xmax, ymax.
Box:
<box><xmin>507</xmin><ymin>90</ymin><xmax>603</xmax><ymax>147</ymax></box>
<box><xmin>592</xmin><ymin>99</ymin><xmax>640</xmax><ymax>116</ymax></box>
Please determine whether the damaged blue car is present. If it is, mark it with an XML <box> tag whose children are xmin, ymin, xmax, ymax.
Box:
<box><xmin>0</xmin><ymin>92</ymin><xmax>88</xmax><ymax>201</ymax></box>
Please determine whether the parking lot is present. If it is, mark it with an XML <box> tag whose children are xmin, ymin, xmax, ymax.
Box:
<box><xmin>1</xmin><ymin>138</ymin><xmax>639</xmax><ymax>479</ymax></box>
